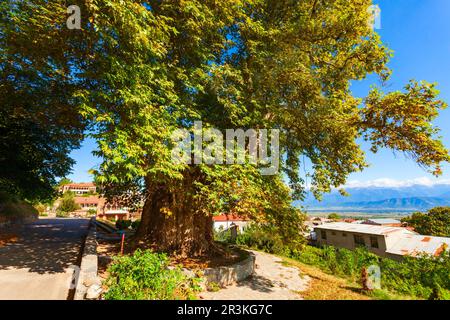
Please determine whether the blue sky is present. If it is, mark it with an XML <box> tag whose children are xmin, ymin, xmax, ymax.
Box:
<box><xmin>68</xmin><ymin>0</ymin><xmax>450</xmax><ymax>187</ymax></box>
<box><xmin>348</xmin><ymin>0</ymin><xmax>450</xmax><ymax>186</ymax></box>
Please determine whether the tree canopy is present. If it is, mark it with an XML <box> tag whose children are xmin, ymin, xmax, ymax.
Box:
<box><xmin>2</xmin><ymin>0</ymin><xmax>449</xmax><ymax>255</ymax></box>
<box><xmin>402</xmin><ymin>207</ymin><xmax>450</xmax><ymax>237</ymax></box>
<box><xmin>327</xmin><ymin>213</ymin><xmax>341</xmax><ymax>220</ymax></box>
<box><xmin>0</xmin><ymin>1</ymin><xmax>85</xmax><ymax>201</ymax></box>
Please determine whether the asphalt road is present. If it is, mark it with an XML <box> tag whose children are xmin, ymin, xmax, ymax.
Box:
<box><xmin>0</xmin><ymin>218</ymin><xmax>89</xmax><ymax>300</ymax></box>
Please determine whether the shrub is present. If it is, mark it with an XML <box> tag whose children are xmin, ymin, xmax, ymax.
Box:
<box><xmin>235</xmin><ymin>224</ymin><xmax>288</xmax><ymax>255</ymax></box>
<box><xmin>131</xmin><ymin>219</ymin><xmax>141</xmax><ymax>230</ymax></box>
<box><xmin>104</xmin><ymin>250</ymin><xmax>202</xmax><ymax>300</ymax></box>
<box><xmin>34</xmin><ymin>203</ymin><xmax>46</xmax><ymax>215</ymax></box>
<box><xmin>327</xmin><ymin>213</ymin><xmax>341</xmax><ymax>220</ymax></box>
<box><xmin>0</xmin><ymin>192</ymin><xmax>38</xmax><ymax>221</ymax></box>
<box><xmin>293</xmin><ymin>245</ymin><xmax>450</xmax><ymax>299</ymax></box>
<box><xmin>115</xmin><ymin>219</ymin><xmax>132</xmax><ymax>230</ymax></box>
<box><xmin>214</xmin><ymin>226</ymin><xmax>235</xmax><ymax>243</ymax></box>
<box><xmin>402</xmin><ymin>207</ymin><xmax>450</xmax><ymax>237</ymax></box>
<box><xmin>56</xmin><ymin>211</ymin><xmax>69</xmax><ymax>218</ymax></box>
<box><xmin>57</xmin><ymin>192</ymin><xmax>80</xmax><ymax>215</ymax></box>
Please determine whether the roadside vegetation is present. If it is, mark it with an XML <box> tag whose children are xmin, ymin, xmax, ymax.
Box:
<box><xmin>0</xmin><ymin>192</ymin><xmax>38</xmax><ymax>223</ymax></box>
<box><xmin>56</xmin><ymin>191</ymin><xmax>80</xmax><ymax>217</ymax></box>
<box><xmin>104</xmin><ymin>250</ymin><xmax>202</xmax><ymax>300</ymax></box>
<box><xmin>221</xmin><ymin>224</ymin><xmax>450</xmax><ymax>300</ymax></box>
<box><xmin>114</xmin><ymin>219</ymin><xmax>141</xmax><ymax>231</ymax></box>
<box><xmin>402</xmin><ymin>206</ymin><xmax>450</xmax><ymax>237</ymax></box>
<box><xmin>294</xmin><ymin>246</ymin><xmax>449</xmax><ymax>300</ymax></box>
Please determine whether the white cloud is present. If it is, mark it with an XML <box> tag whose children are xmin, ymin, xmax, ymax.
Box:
<box><xmin>343</xmin><ymin>177</ymin><xmax>450</xmax><ymax>189</ymax></box>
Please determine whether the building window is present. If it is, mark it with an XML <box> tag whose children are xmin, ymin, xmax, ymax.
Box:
<box><xmin>331</xmin><ymin>231</ymin><xmax>336</xmax><ymax>236</ymax></box>
<box><xmin>354</xmin><ymin>234</ymin><xmax>365</xmax><ymax>247</ymax></box>
<box><xmin>370</xmin><ymin>236</ymin><xmax>379</xmax><ymax>249</ymax></box>
<box><xmin>342</xmin><ymin>233</ymin><xmax>347</xmax><ymax>237</ymax></box>
<box><xmin>321</xmin><ymin>230</ymin><xmax>327</xmax><ymax>240</ymax></box>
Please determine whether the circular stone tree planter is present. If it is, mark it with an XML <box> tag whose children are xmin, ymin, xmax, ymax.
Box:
<box><xmin>195</xmin><ymin>250</ymin><xmax>256</xmax><ymax>288</ymax></box>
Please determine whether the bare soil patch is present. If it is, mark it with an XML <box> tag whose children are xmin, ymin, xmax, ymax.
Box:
<box><xmin>171</xmin><ymin>244</ymin><xmax>249</xmax><ymax>269</ymax></box>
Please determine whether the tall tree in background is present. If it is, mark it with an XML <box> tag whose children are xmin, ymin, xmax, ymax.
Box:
<box><xmin>403</xmin><ymin>207</ymin><xmax>450</xmax><ymax>237</ymax></box>
<box><xmin>0</xmin><ymin>1</ymin><xmax>85</xmax><ymax>201</ymax></box>
<box><xmin>57</xmin><ymin>191</ymin><xmax>80</xmax><ymax>216</ymax></box>
<box><xmin>2</xmin><ymin>0</ymin><xmax>449</xmax><ymax>256</ymax></box>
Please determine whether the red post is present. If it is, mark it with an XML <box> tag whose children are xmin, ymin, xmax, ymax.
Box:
<box><xmin>120</xmin><ymin>233</ymin><xmax>125</xmax><ymax>255</ymax></box>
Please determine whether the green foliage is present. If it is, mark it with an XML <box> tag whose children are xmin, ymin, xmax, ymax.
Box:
<box><xmin>235</xmin><ymin>224</ymin><xmax>287</xmax><ymax>255</ymax></box>
<box><xmin>327</xmin><ymin>213</ymin><xmax>341</xmax><ymax>220</ymax></box>
<box><xmin>131</xmin><ymin>219</ymin><xmax>141</xmax><ymax>230</ymax></box>
<box><xmin>294</xmin><ymin>246</ymin><xmax>378</xmax><ymax>277</ymax></box>
<box><xmin>0</xmin><ymin>2</ymin><xmax>85</xmax><ymax>202</ymax></box>
<box><xmin>233</xmin><ymin>223</ymin><xmax>305</xmax><ymax>256</ymax></box>
<box><xmin>206</xmin><ymin>282</ymin><xmax>221</xmax><ymax>292</ymax></box>
<box><xmin>115</xmin><ymin>219</ymin><xmax>132</xmax><ymax>230</ymax></box>
<box><xmin>402</xmin><ymin>207</ymin><xmax>450</xmax><ymax>237</ymax></box>
<box><xmin>214</xmin><ymin>226</ymin><xmax>234</xmax><ymax>243</ymax></box>
<box><xmin>57</xmin><ymin>178</ymin><xmax>73</xmax><ymax>188</ymax></box>
<box><xmin>3</xmin><ymin>0</ymin><xmax>449</xmax><ymax>253</ymax></box>
<box><xmin>56</xmin><ymin>211</ymin><xmax>68</xmax><ymax>218</ymax></box>
<box><xmin>429</xmin><ymin>283</ymin><xmax>450</xmax><ymax>300</ymax></box>
<box><xmin>0</xmin><ymin>192</ymin><xmax>38</xmax><ymax>220</ymax></box>
<box><xmin>0</xmin><ymin>191</ymin><xmax>17</xmax><ymax>204</ymax></box>
<box><xmin>104</xmin><ymin>250</ymin><xmax>201</xmax><ymax>300</ymax></box>
<box><xmin>83</xmin><ymin>0</ymin><xmax>448</xmax><ymax>251</ymax></box>
<box><xmin>56</xmin><ymin>192</ymin><xmax>80</xmax><ymax>215</ymax></box>
<box><xmin>361</xmin><ymin>81</ymin><xmax>449</xmax><ymax>176</ymax></box>
<box><xmin>34</xmin><ymin>203</ymin><xmax>47</xmax><ymax>215</ymax></box>
<box><xmin>293</xmin><ymin>246</ymin><xmax>450</xmax><ymax>299</ymax></box>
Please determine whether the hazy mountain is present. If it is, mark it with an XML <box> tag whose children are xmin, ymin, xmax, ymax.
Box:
<box><xmin>297</xmin><ymin>184</ymin><xmax>450</xmax><ymax>211</ymax></box>
<box><xmin>340</xmin><ymin>197</ymin><xmax>450</xmax><ymax>209</ymax></box>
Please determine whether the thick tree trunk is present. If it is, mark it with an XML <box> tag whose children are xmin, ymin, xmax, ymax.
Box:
<box><xmin>133</xmin><ymin>179</ymin><xmax>214</xmax><ymax>257</ymax></box>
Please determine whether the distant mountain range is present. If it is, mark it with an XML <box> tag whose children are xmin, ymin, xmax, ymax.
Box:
<box><xmin>296</xmin><ymin>184</ymin><xmax>450</xmax><ymax>212</ymax></box>
<box><xmin>339</xmin><ymin>197</ymin><xmax>450</xmax><ymax>209</ymax></box>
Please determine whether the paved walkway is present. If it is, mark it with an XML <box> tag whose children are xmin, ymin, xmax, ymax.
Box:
<box><xmin>201</xmin><ymin>250</ymin><xmax>310</xmax><ymax>300</ymax></box>
<box><xmin>0</xmin><ymin>218</ymin><xmax>89</xmax><ymax>300</ymax></box>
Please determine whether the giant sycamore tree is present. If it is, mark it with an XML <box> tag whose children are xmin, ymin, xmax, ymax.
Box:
<box><xmin>2</xmin><ymin>0</ymin><xmax>449</xmax><ymax>256</ymax></box>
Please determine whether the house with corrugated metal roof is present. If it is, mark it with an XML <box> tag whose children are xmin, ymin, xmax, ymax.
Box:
<box><xmin>361</xmin><ymin>218</ymin><xmax>402</xmax><ymax>227</ymax></box>
<box><xmin>313</xmin><ymin>222</ymin><xmax>450</xmax><ymax>260</ymax></box>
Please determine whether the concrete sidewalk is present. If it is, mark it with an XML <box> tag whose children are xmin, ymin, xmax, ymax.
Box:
<box><xmin>0</xmin><ymin>218</ymin><xmax>89</xmax><ymax>300</ymax></box>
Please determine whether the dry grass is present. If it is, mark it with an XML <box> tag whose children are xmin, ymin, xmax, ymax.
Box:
<box><xmin>281</xmin><ymin>257</ymin><xmax>372</xmax><ymax>300</ymax></box>
<box><xmin>280</xmin><ymin>257</ymin><xmax>417</xmax><ymax>300</ymax></box>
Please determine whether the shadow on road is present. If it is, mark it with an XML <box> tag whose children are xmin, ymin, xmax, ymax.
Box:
<box><xmin>0</xmin><ymin>218</ymin><xmax>89</xmax><ymax>274</ymax></box>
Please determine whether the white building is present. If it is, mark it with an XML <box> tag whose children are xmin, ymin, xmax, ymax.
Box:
<box><xmin>60</xmin><ymin>182</ymin><xmax>97</xmax><ymax>195</ymax></box>
<box><xmin>213</xmin><ymin>214</ymin><xmax>249</xmax><ymax>232</ymax></box>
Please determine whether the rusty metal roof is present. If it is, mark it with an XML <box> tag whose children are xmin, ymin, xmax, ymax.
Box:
<box><xmin>314</xmin><ymin>222</ymin><xmax>416</xmax><ymax>236</ymax></box>
<box><xmin>386</xmin><ymin>234</ymin><xmax>450</xmax><ymax>257</ymax></box>
<box><xmin>363</xmin><ymin>218</ymin><xmax>402</xmax><ymax>225</ymax></box>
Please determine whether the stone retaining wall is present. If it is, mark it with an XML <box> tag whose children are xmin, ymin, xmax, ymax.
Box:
<box><xmin>0</xmin><ymin>216</ymin><xmax>37</xmax><ymax>229</ymax></box>
<box><xmin>201</xmin><ymin>251</ymin><xmax>255</xmax><ymax>287</ymax></box>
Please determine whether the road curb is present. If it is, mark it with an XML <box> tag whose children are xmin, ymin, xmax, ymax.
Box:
<box><xmin>74</xmin><ymin>217</ymin><xmax>100</xmax><ymax>300</ymax></box>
